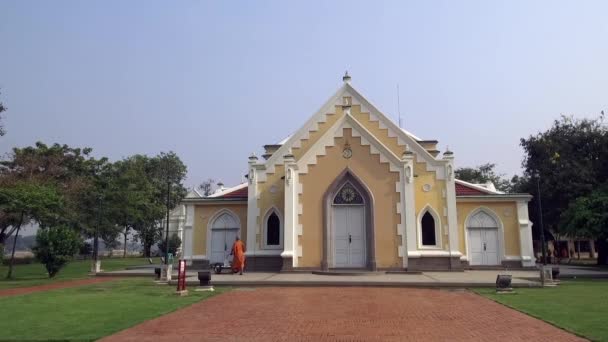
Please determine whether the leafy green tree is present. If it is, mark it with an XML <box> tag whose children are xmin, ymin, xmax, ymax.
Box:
<box><xmin>33</xmin><ymin>225</ymin><xmax>82</xmax><ymax>278</ymax></box>
<box><xmin>520</xmin><ymin>114</ymin><xmax>608</xmax><ymax>264</ymax></box>
<box><xmin>0</xmin><ymin>182</ymin><xmax>63</xmax><ymax>278</ymax></box>
<box><xmin>147</xmin><ymin>152</ymin><xmax>187</xmax><ymax>261</ymax></box>
<box><xmin>560</xmin><ymin>186</ymin><xmax>608</xmax><ymax>265</ymax></box>
<box><xmin>157</xmin><ymin>234</ymin><xmax>182</xmax><ymax>256</ymax></box>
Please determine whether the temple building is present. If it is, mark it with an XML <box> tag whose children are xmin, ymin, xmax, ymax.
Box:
<box><xmin>178</xmin><ymin>73</ymin><xmax>535</xmax><ymax>271</ymax></box>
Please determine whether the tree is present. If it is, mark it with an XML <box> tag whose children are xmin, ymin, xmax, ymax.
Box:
<box><xmin>0</xmin><ymin>182</ymin><xmax>63</xmax><ymax>278</ymax></box>
<box><xmin>454</xmin><ymin>163</ymin><xmax>515</xmax><ymax>192</ymax></box>
<box><xmin>108</xmin><ymin>156</ymin><xmax>153</xmax><ymax>257</ymax></box>
<box><xmin>198</xmin><ymin>178</ymin><xmax>216</xmax><ymax>196</ymax></box>
<box><xmin>157</xmin><ymin>233</ymin><xmax>182</xmax><ymax>256</ymax></box>
<box><xmin>520</xmin><ymin>114</ymin><xmax>608</xmax><ymax>264</ymax></box>
<box><xmin>33</xmin><ymin>225</ymin><xmax>81</xmax><ymax>278</ymax></box>
<box><xmin>0</xmin><ymin>91</ymin><xmax>6</xmax><ymax>137</ymax></box>
<box><xmin>560</xmin><ymin>186</ymin><xmax>608</xmax><ymax>265</ymax></box>
<box><xmin>149</xmin><ymin>152</ymin><xmax>187</xmax><ymax>262</ymax></box>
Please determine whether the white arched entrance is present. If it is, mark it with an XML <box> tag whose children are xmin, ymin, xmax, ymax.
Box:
<box><xmin>208</xmin><ymin>210</ymin><xmax>240</xmax><ymax>265</ymax></box>
<box><xmin>466</xmin><ymin>209</ymin><xmax>501</xmax><ymax>266</ymax></box>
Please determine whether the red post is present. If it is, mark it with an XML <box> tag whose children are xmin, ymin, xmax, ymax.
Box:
<box><xmin>176</xmin><ymin>259</ymin><xmax>186</xmax><ymax>292</ymax></box>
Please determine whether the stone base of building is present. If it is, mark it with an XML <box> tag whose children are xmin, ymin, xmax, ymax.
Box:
<box><xmin>246</xmin><ymin>255</ymin><xmax>283</xmax><ymax>272</ymax></box>
<box><xmin>281</xmin><ymin>257</ymin><xmax>293</xmax><ymax>272</ymax></box>
<box><xmin>407</xmin><ymin>256</ymin><xmax>464</xmax><ymax>271</ymax></box>
<box><xmin>460</xmin><ymin>260</ymin><xmax>531</xmax><ymax>269</ymax></box>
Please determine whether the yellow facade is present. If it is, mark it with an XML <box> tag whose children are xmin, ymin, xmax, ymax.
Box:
<box><xmin>456</xmin><ymin>201</ymin><xmax>521</xmax><ymax>257</ymax></box>
<box><xmin>192</xmin><ymin>203</ymin><xmax>247</xmax><ymax>256</ymax></box>
<box><xmin>298</xmin><ymin>128</ymin><xmax>401</xmax><ymax>268</ymax></box>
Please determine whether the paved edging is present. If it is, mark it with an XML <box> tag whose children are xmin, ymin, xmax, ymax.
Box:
<box><xmin>169</xmin><ymin>279</ymin><xmax>542</xmax><ymax>288</ymax></box>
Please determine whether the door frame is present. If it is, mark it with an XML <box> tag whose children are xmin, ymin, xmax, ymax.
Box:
<box><xmin>322</xmin><ymin>168</ymin><xmax>375</xmax><ymax>271</ymax></box>
<box><xmin>332</xmin><ymin>204</ymin><xmax>366</xmax><ymax>268</ymax></box>
<box><xmin>206</xmin><ymin>209</ymin><xmax>242</xmax><ymax>263</ymax></box>
<box><xmin>464</xmin><ymin>207</ymin><xmax>504</xmax><ymax>266</ymax></box>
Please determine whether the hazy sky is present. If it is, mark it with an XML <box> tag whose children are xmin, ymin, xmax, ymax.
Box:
<box><xmin>1</xmin><ymin>1</ymin><xmax>606</xmax><ymax>188</ymax></box>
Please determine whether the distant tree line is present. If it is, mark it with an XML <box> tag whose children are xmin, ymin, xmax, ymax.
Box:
<box><xmin>0</xmin><ymin>142</ymin><xmax>187</xmax><ymax>278</ymax></box>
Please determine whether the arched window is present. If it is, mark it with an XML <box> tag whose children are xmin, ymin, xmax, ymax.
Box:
<box><xmin>418</xmin><ymin>206</ymin><xmax>441</xmax><ymax>248</ymax></box>
<box><xmin>421</xmin><ymin>212</ymin><xmax>436</xmax><ymax>246</ymax></box>
<box><xmin>263</xmin><ymin>208</ymin><xmax>283</xmax><ymax>249</ymax></box>
<box><xmin>267</xmin><ymin>213</ymin><xmax>280</xmax><ymax>246</ymax></box>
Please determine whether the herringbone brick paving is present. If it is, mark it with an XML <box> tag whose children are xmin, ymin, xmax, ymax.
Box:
<box><xmin>101</xmin><ymin>287</ymin><xmax>585</xmax><ymax>342</ymax></box>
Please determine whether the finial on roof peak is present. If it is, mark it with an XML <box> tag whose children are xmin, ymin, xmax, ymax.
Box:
<box><xmin>342</xmin><ymin>71</ymin><xmax>351</xmax><ymax>84</ymax></box>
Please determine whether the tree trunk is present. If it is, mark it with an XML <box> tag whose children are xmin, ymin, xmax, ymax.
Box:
<box><xmin>597</xmin><ymin>239</ymin><xmax>608</xmax><ymax>266</ymax></box>
<box><xmin>123</xmin><ymin>226</ymin><xmax>128</xmax><ymax>258</ymax></box>
<box><xmin>93</xmin><ymin>234</ymin><xmax>99</xmax><ymax>262</ymax></box>
<box><xmin>6</xmin><ymin>212</ymin><xmax>24</xmax><ymax>279</ymax></box>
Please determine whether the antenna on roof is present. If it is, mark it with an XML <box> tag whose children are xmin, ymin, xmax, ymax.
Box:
<box><xmin>397</xmin><ymin>84</ymin><xmax>403</xmax><ymax>129</ymax></box>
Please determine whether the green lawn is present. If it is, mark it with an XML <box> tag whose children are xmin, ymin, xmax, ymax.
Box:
<box><xmin>0</xmin><ymin>279</ymin><xmax>226</xmax><ymax>341</ymax></box>
<box><xmin>475</xmin><ymin>280</ymin><xmax>608</xmax><ymax>341</ymax></box>
<box><xmin>0</xmin><ymin>257</ymin><xmax>153</xmax><ymax>289</ymax></box>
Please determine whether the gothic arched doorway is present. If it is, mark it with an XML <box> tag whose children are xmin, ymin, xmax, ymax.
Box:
<box><xmin>322</xmin><ymin>170</ymin><xmax>375</xmax><ymax>270</ymax></box>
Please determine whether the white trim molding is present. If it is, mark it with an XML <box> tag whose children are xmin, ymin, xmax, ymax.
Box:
<box><xmin>517</xmin><ymin>199</ymin><xmax>535</xmax><ymax>267</ymax></box>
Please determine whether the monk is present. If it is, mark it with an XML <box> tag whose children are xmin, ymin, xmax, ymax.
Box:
<box><xmin>230</xmin><ymin>236</ymin><xmax>246</xmax><ymax>275</ymax></box>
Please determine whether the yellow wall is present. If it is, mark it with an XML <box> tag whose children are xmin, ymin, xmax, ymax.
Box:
<box><xmin>192</xmin><ymin>203</ymin><xmax>248</xmax><ymax>256</ymax></box>
<box><xmin>413</xmin><ymin>157</ymin><xmax>448</xmax><ymax>249</ymax></box>
<box><xmin>256</xmin><ymin>164</ymin><xmax>285</xmax><ymax>249</ymax></box>
<box><xmin>456</xmin><ymin>201</ymin><xmax>521</xmax><ymax>257</ymax></box>
<box><xmin>298</xmin><ymin>128</ymin><xmax>401</xmax><ymax>268</ymax></box>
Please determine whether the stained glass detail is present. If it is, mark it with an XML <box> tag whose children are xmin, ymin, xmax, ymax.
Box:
<box><xmin>333</xmin><ymin>183</ymin><xmax>364</xmax><ymax>205</ymax></box>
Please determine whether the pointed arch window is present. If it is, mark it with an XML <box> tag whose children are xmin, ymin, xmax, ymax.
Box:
<box><xmin>418</xmin><ymin>207</ymin><xmax>441</xmax><ymax>248</ymax></box>
<box><xmin>263</xmin><ymin>208</ymin><xmax>283</xmax><ymax>249</ymax></box>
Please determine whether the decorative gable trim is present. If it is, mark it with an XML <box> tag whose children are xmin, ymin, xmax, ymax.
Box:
<box><xmin>260</xmin><ymin>81</ymin><xmax>445</xmax><ymax>181</ymax></box>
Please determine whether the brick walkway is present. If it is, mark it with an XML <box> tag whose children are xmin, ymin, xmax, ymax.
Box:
<box><xmin>0</xmin><ymin>277</ymin><xmax>119</xmax><ymax>297</ymax></box>
<box><xmin>101</xmin><ymin>287</ymin><xmax>585</xmax><ymax>342</ymax></box>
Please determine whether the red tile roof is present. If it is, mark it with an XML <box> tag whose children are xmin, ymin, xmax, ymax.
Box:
<box><xmin>215</xmin><ymin>186</ymin><xmax>248</xmax><ymax>199</ymax></box>
<box><xmin>455</xmin><ymin>182</ymin><xmax>488</xmax><ymax>196</ymax></box>
<box><xmin>211</xmin><ymin>182</ymin><xmax>489</xmax><ymax>199</ymax></box>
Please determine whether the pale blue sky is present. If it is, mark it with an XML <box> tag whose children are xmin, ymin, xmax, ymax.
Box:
<box><xmin>1</xmin><ymin>1</ymin><xmax>606</xmax><ymax>188</ymax></box>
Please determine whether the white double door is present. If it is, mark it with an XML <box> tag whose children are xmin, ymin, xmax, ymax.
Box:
<box><xmin>468</xmin><ymin>228</ymin><xmax>499</xmax><ymax>266</ymax></box>
<box><xmin>332</xmin><ymin>205</ymin><xmax>366</xmax><ymax>268</ymax></box>
<box><xmin>210</xmin><ymin>228</ymin><xmax>238</xmax><ymax>265</ymax></box>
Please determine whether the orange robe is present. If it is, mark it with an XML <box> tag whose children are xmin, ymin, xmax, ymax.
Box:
<box><xmin>231</xmin><ymin>240</ymin><xmax>246</xmax><ymax>273</ymax></box>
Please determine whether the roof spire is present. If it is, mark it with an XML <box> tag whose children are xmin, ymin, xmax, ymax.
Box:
<box><xmin>342</xmin><ymin>71</ymin><xmax>351</xmax><ymax>84</ymax></box>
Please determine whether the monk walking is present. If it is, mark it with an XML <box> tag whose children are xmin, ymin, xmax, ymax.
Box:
<box><xmin>230</xmin><ymin>236</ymin><xmax>246</xmax><ymax>275</ymax></box>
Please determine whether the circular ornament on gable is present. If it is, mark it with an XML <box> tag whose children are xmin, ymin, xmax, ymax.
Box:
<box><xmin>342</xmin><ymin>147</ymin><xmax>353</xmax><ymax>159</ymax></box>
<box><xmin>504</xmin><ymin>208</ymin><xmax>512</xmax><ymax>217</ymax></box>
<box><xmin>422</xmin><ymin>184</ymin><xmax>432</xmax><ymax>192</ymax></box>
<box><xmin>269</xmin><ymin>185</ymin><xmax>278</xmax><ymax>194</ymax></box>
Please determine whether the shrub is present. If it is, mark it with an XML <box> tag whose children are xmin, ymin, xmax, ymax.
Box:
<box><xmin>157</xmin><ymin>234</ymin><xmax>181</xmax><ymax>256</ymax></box>
<box><xmin>33</xmin><ymin>226</ymin><xmax>82</xmax><ymax>278</ymax></box>
<box><xmin>79</xmin><ymin>242</ymin><xmax>93</xmax><ymax>258</ymax></box>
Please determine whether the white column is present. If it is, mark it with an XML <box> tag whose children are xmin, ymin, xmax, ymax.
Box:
<box><xmin>182</xmin><ymin>204</ymin><xmax>194</xmax><ymax>261</ymax></box>
<box><xmin>443</xmin><ymin>151</ymin><xmax>461</xmax><ymax>258</ymax></box>
<box><xmin>281</xmin><ymin>150</ymin><xmax>297</xmax><ymax>268</ymax></box>
<box><xmin>402</xmin><ymin>150</ymin><xmax>417</xmax><ymax>264</ymax></box>
<box><xmin>245</xmin><ymin>154</ymin><xmax>260</xmax><ymax>257</ymax></box>
<box><xmin>517</xmin><ymin>199</ymin><xmax>535</xmax><ymax>267</ymax></box>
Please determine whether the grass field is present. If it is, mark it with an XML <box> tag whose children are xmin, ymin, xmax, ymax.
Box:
<box><xmin>0</xmin><ymin>257</ymin><xmax>152</xmax><ymax>289</ymax></box>
<box><xmin>475</xmin><ymin>280</ymin><xmax>608</xmax><ymax>341</ymax></box>
<box><xmin>0</xmin><ymin>279</ymin><xmax>226</xmax><ymax>341</ymax></box>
